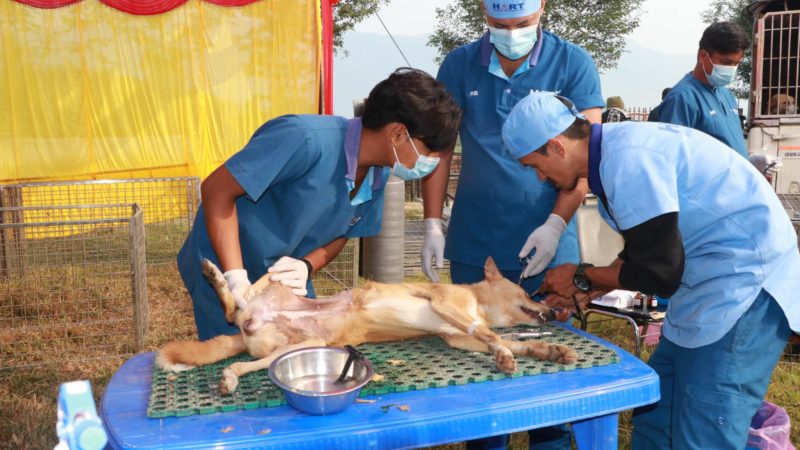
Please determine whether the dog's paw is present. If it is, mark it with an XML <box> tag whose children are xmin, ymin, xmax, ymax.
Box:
<box><xmin>548</xmin><ymin>344</ymin><xmax>578</xmax><ymax>365</ymax></box>
<box><xmin>490</xmin><ymin>344</ymin><xmax>517</xmax><ymax>374</ymax></box>
<box><xmin>219</xmin><ymin>367</ymin><xmax>239</xmax><ymax>394</ymax></box>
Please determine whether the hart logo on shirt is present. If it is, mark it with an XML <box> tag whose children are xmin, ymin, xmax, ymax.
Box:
<box><xmin>469</xmin><ymin>90</ymin><xmax>479</xmax><ymax>97</ymax></box>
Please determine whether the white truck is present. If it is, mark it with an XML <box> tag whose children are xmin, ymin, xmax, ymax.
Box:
<box><xmin>747</xmin><ymin>0</ymin><xmax>800</xmax><ymax>194</ymax></box>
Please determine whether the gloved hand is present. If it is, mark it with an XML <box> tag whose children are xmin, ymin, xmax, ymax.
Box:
<box><xmin>267</xmin><ymin>256</ymin><xmax>310</xmax><ymax>296</ymax></box>
<box><xmin>749</xmin><ymin>153</ymin><xmax>782</xmax><ymax>176</ymax></box>
<box><xmin>519</xmin><ymin>214</ymin><xmax>567</xmax><ymax>279</ymax></box>
<box><xmin>421</xmin><ymin>218</ymin><xmax>445</xmax><ymax>283</ymax></box>
<box><xmin>223</xmin><ymin>268</ymin><xmax>251</xmax><ymax>309</ymax></box>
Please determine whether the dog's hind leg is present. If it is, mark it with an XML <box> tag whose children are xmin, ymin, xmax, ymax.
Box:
<box><xmin>219</xmin><ymin>337</ymin><xmax>327</xmax><ymax>394</ymax></box>
<box><xmin>156</xmin><ymin>333</ymin><xmax>248</xmax><ymax>372</ymax></box>
<box><xmin>201</xmin><ymin>259</ymin><xmax>239</xmax><ymax>323</ymax></box>
<box><xmin>427</xmin><ymin>293</ymin><xmax>517</xmax><ymax>374</ymax></box>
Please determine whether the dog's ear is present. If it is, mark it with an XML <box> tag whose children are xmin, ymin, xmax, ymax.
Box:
<box><xmin>483</xmin><ymin>257</ymin><xmax>504</xmax><ymax>284</ymax></box>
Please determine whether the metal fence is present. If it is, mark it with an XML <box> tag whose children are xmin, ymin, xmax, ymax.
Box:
<box><xmin>626</xmin><ymin>106</ymin><xmax>653</xmax><ymax>122</ymax></box>
<box><xmin>0</xmin><ymin>177</ymin><xmax>200</xmax><ymax>264</ymax></box>
<box><xmin>402</xmin><ymin>154</ymin><xmax>461</xmax><ymax>276</ymax></box>
<box><xmin>0</xmin><ymin>204</ymin><xmax>147</xmax><ymax>369</ymax></box>
<box><xmin>312</xmin><ymin>239</ymin><xmax>359</xmax><ymax>296</ymax></box>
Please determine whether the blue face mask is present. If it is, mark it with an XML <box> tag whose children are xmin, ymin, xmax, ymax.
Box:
<box><xmin>488</xmin><ymin>24</ymin><xmax>538</xmax><ymax>60</ymax></box>
<box><xmin>703</xmin><ymin>52</ymin><xmax>737</xmax><ymax>87</ymax></box>
<box><xmin>391</xmin><ymin>132</ymin><xmax>440</xmax><ymax>181</ymax></box>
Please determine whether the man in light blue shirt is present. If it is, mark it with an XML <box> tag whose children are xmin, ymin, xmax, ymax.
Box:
<box><xmin>179</xmin><ymin>69</ymin><xmax>461</xmax><ymax>340</ymax></box>
<box><xmin>502</xmin><ymin>91</ymin><xmax>800</xmax><ymax>449</ymax></box>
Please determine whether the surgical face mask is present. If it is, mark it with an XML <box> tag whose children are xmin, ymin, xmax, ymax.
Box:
<box><xmin>391</xmin><ymin>132</ymin><xmax>440</xmax><ymax>181</ymax></box>
<box><xmin>703</xmin><ymin>52</ymin><xmax>737</xmax><ymax>87</ymax></box>
<box><xmin>488</xmin><ymin>24</ymin><xmax>538</xmax><ymax>60</ymax></box>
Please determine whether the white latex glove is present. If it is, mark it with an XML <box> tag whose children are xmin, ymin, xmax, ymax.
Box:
<box><xmin>223</xmin><ymin>268</ymin><xmax>251</xmax><ymax>309</ymax></box>
<box><xmin>749</xmin><ymin>153</ymin><xmax>782</xmax><ymax>176</ymax></box>
<box><xmin>519</xmin><ymin>214</ymin><xmax>567</xmax><ymax>279</ymax></box>
<box><xmin>267</xmin><ymin>256</ymin><xmax>310</xmax><ymax>296</ymax></box>
<box><xmin>421</xmin><ymin>218</ymin><xmax>445</xmax><ymax>283</ymax></box>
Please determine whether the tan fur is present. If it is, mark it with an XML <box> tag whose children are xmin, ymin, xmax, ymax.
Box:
<box><xmin>769</xmin><ymin>93</ymin><xmax>796</xmax><ymax>115</ymax></box>
<box><xmin>157</xmin><ymin>257</ymin><xmax>577</xmax><ymax>394</ymax></box>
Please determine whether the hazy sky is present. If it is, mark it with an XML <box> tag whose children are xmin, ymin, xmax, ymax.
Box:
<box><xmin>356</xmin><ymin>0</ymin><xmax>707</xmax><ymax>51</ymax></box>
<box><xmin>340</xmin><ymin>0</ymin><xmax>713</xmax><ymax>109</ymax></box>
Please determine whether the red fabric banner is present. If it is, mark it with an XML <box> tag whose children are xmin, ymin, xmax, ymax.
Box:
<box><xmin>13</xmin><ymin>0</ymin><xmax>263</xmax><ymax>14</ymax></box>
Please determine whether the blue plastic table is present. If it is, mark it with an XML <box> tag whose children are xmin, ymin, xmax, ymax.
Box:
<box><xmin>101</xmin><ymin>325</ymin><xmax>659</xmax><ymax>449</ymax></box>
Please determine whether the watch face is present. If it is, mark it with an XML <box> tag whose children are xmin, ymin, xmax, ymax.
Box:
<box><xmin>573</xmin><ymin>275</ymin><xmax>590</xmax><ymax>292</ymax></box>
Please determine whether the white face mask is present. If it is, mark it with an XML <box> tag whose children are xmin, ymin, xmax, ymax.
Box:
<box><xmin>488</xmin><ymin>24</ymin><xmax>539</xmax><ymax>60</ymax></box>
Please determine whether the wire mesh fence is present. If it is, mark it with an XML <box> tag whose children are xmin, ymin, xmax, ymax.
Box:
<box><xmin>0</xmin><ymin>204</ymin><xmax>147</xmax><ymax>369</ymax></box>
<box><xmin>0</xmin><ymin>177</ymin><xmax>200</xmax><ymax>265</ymax></box>
<box><xmin>312</xmin><ymin>239</ymin><xmax>359</xmax><ymax>296</ymax></box>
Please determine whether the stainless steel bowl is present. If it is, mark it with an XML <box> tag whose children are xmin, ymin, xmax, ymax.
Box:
<box><xmin>268</xmin><ymin>346</ymin><xmax>374</xmax><ymax>415</ymax></box>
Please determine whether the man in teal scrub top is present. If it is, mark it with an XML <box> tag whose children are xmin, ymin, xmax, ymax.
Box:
<box><xmin>423</xmin><ymin>0</ymin><xmax>603</xmax><ymax>296</ymax></box>
<box><xmin>657</xmin><ymin>21</ymin><xmax>781</xmax><ymax>177</ymax></box>
<box><xmin>423</xmin><ymin>1</ymin><xmax>603</xmax><ymax>447</ymax></box>
<box><xmin>503</xmin><ymin>91</ymin><xmax>800</xmax><ymax>450</ymax></box>
<box><xmin>178</xmin><ymin>68</ymin><xmax>462</xmax><ymax>341</ymax></box>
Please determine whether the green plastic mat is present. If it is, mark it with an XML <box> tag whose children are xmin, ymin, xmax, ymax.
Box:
<box><xmin>148</xmin><ymin>323</ymin><xmax>619</xmax><ymax>418</ymax></box>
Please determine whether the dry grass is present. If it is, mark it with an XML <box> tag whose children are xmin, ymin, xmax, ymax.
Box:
<box><xmin>1</xmin><ymin>265</ymin><xmax>797</xmax><ymax>449</ymax></box>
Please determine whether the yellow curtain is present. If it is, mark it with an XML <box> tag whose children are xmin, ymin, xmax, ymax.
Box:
<box><xmin>0</xmin><ymin>0</ymin><xmax>321</xmax><ymax>183</ymax></box>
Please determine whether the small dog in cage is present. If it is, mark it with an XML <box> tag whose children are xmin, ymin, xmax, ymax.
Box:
<box><xmin>768</xmin><ymin>93</ymin><xmax>796</xmax><ymax>115</ymax></box>
<box><xmin>156</xmin><ymin>258</ymin><xmax>577</xmax><ymax>394</ymax></box>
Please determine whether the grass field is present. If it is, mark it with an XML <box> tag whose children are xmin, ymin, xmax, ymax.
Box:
<box><xmin>1</xmin><ymin>264</ymin><xmax>797</xmax><ymax>449</ymax></box>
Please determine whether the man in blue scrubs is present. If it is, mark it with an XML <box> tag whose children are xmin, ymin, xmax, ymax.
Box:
<box><xmin>178</xmin><ymin>68</ymin><xmax>462</xmax><ymax>341</ymax></box>
<box><xmin>422</xmin><ymin>1</ymin><xmax>603</xmax><ymax>447</ymax></box>
<box><xmin>656</xmin><ymin>21</ymin><xmax>781</xmax><ymax>177</ymax></box>
<box><xmin>503</xmin><ymin>91</ymin><xmax>800</xmax><ymax>449</ymax></box>
<box><xmin>423</xmin><ymin>0</ymin><xmax>603</xmax><ymax>299</ymax></box>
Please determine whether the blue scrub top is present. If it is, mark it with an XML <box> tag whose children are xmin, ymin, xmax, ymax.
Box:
<box><xmin>178</xmin><ymin>115</ymin><xmax>387</xmax><ymax>302</ymax></box>
<box><xmin>437</xmin><ymin>31</ymin><xmax>604</xmax><ymax>270</ymax></box>
<box><xmin>657</xmin><ymin>72</ymin><xmax>747</xmax><ymax>158</ymax></box>
<box><xmin>592</xmin><ymin>122</ymin><xmax>800</xmax><ymax>348</ymax></box>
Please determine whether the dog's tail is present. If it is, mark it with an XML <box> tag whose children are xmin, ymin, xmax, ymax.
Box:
<box><xmin>155</xmin><ymin>334</ymin><xmax>247</xmax><ymax>372</ymax></box>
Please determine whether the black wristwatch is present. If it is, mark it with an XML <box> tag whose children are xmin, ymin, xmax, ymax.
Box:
<box><xmin>573</xmin><ymin>263</ymin><xmax>594</xmax><ymax>292</ymax></box>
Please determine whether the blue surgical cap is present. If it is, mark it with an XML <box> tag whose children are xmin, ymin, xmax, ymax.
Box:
<box><xmin>502</xmin><ymin>91</ymin><xmax>584</xmax><ymax>159</ymax></box>
<box><xmin>482</xmin><ymin>0</ymin><xmax>542</xmax><ymax>19</ymax></box>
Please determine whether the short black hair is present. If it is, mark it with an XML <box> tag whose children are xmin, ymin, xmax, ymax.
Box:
<box><xmin>535</xmin><ymin>97</ymin><xmax>591</xmax><ymax>154</ymax></box>
<box><xmin>699</xmin><ymin>21</ymin><xmax>749</xmax><ymax>55</ymax></box>
<box><xmin>362</xmin><ymin>68</ymin><xmax>462</xmax><ymax>151</ymax></box>
<box><xmin>661</xmin><ymin>87</ymin><xmax>672</xmax><ymax>99</ymax></box>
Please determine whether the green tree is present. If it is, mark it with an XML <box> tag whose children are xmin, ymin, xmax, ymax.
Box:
<box><xmin>333</xmin><ymin>0</ymin><xmax>391</xmax><ymax>56</ymax></box>
<box><xmin>701</xmin><ymin>0</ymin><xmax>752</xmax><ymax>98</ymax></box>
<box><xmin>428</xmin><ymin>0</ymin><xmax>645</xmax><ymax>70</ymax></box>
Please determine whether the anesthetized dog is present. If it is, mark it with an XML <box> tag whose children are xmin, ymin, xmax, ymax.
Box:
<box><xmin>156</xmin><ymin>257</ymin><xmax>577</xmax><ymax>394</ymax></box>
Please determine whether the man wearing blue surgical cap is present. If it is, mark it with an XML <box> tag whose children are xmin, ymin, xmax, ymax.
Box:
<box><xmin>421</xmin><ymin>1</ymin><xmax>604</xmax><ymax>448</ymax></box>
<box><xmin>503</xmin><ymin>91</ymin><xmax>800</xmax><ymax>449</ymax></box>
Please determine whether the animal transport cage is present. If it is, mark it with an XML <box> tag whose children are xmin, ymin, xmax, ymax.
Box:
<box><xmin>0</xmin><ymin>177</ymin><xmax>200</xmax><ymax>264</ymax></box>
<box><xmin>752</xmin><ymin>9</ymin><xmax>800</xmax><ymax>119</ymax></box>
<box><xmin>0</xmin><ymin>204</ymin><xmax>147</xmax><ymax>369</ymax></box>
<box><xmin>748</xmin><ymin>5</ymin><xmax>800</xmax><ymax>194</ymax></box>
